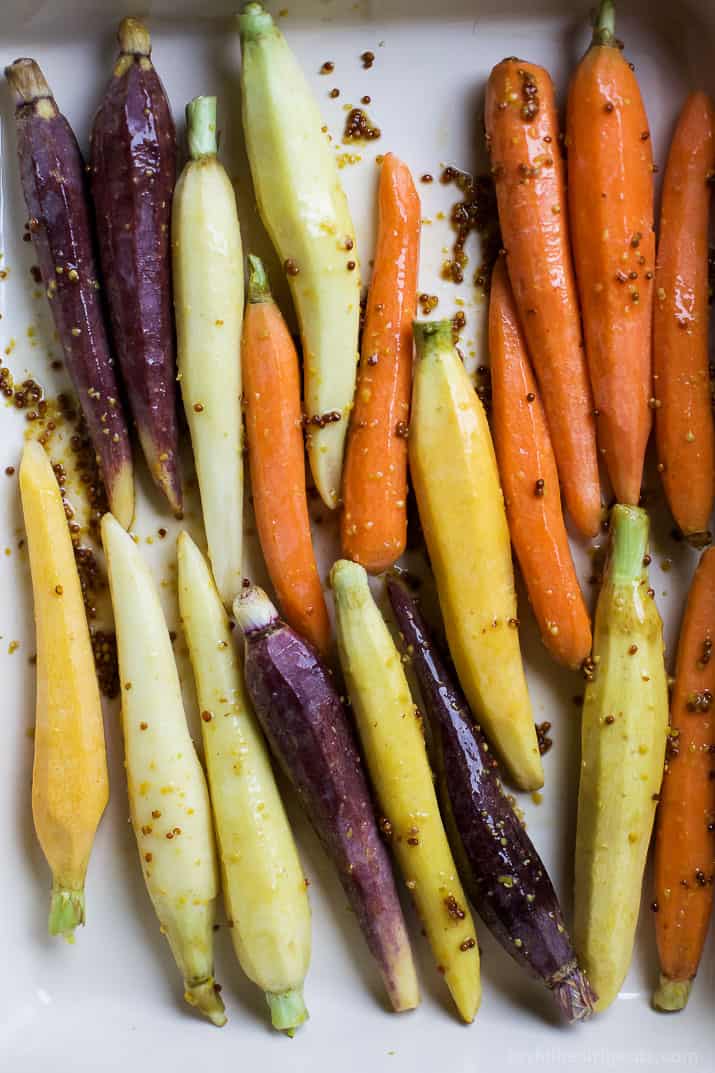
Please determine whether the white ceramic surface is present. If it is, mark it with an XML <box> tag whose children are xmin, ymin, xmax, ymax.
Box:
<box><xmin>0</xmin><ymin>2</ymin><xmax>713</xmax><ymax>1070</ymax></box>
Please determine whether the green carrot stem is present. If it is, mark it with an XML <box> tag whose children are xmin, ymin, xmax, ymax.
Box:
<box><xmin>238</xmin><ymin>2</ymin><xmax>276</xmax><ymax>42</ymax></box>
<box><xmin>48</xmin><ymin>884</ymin><xmax>85</xmax><ymax>942</ymax></box>
<box><xmin>186</xmin><ymin>96</ymin><xmax>218</xmax><ymax>160</ymax></box>
<box><xmin>608</xmin><ymin>504</ymin><xmax>649</xmax><ymax>585</ymax></box>
<box><xmin>247</xmin><ymin>254</ymin><xmax>272</xmax><ymax>304</ymax></box>
<box><xmin>413</xmin><ymin>318</ymin><xmax>454</xmax><ymax>355</ymax></box>
<box><xmin>592</xmin><ymin>0</ymin><xmax>616</xmax><ymax>47</ymax></box>
<box><xmin>266</xmin><ymin>988</ymin><xmax>309</xmax><ymax>1034</ymax></box>
<box><xmin>652</xmin><ymin>974</ymin><xmax>691</xmax><ymax>1013</ymax></box>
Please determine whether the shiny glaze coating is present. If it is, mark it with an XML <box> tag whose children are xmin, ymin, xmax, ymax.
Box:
<box><xmin>566</xmin><ymin>36</ymin><xmax>655</xmax><ymax>506</ymax></box>
<box><xmin>653</xmin><ymin>92</ymin><xmax>715</xmax><ymax>543</ymax></box>
<box><xmin>239</xmin><ymin>3</ymin><xmax>360</xmax><ymax>510</ymax></box>
<box><xmin>387</xmin><ymin>574</ymin><xmax>595</xmax><ymax>1023</ymax></box>
<box><xmin>653</xmin><ymin>547</ymin><xmax>715</xmax><ymax>1007</ymax></box>
<box><xmin>341</xmin><ymin>153</ymin><xmax>420</xmax><ymax>573</ymax></box>
<box><xmin>485</xmin><ymin>59</ymin><xmax>600</xmax><ymax>537</ymax></box>
<box><xmin>91</xmin><ymin>19</ymin><xmax>181</xmax><ymax>513</ymax></box>
<box><xmin>409</xmin><ymin>320</ymin><xmax>543</xmax><ymax>791</ymax></box>
<box><xmin>6</xmin><ymin>58</ymin><xmax>134</xmax><ymax>527</ymax></box>
<box><xmin>242</xmin><ymin>258</ymin><xmax>330</xmax><ymax>654</ymax></box>
<box><xmin>490</xmin><ymin>255</ymin><xmax>591</xmax><ymax>668</ymax></box>
<box><xmin>237</xmin><ymin>587</ymin><xmax>417</xmax><ymax>1012</ymax></box>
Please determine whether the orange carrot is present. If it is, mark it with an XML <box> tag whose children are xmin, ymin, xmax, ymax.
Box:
<box><xmin>485</xmin><ymin>58</ymin><xmax>601</xmax><ymax>539</ymax></box>
<box><xmin>652</xmin><ymin>547</ymin><xmax>715</xmax><ymax>1012</ymax></box>
<box><xmin>653</xmin><ymin>91</ymin><xmax>715</xmax><ymax>546</ymax></box>
<box><xmin>566</xmin><ymin>0</ymin><xmax>654</xmax><ymax>507</ymax></box>
<box><xmin>489</xmin><ymin>255</ymin><xmax>592</xmax><ymax>669</ymax></box>
<box><xmin>242</xmin><ymin>254</ymin><xmax>331</xmax><ymax>655</ymax></box>
<box><xmin>341</xmin><ymin>153</ymin><xmax>420</xmax><ymax>573</ymax></box>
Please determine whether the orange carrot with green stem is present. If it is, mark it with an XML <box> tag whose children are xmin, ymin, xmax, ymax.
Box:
<box><xmin>489</xmin><ymin>255</ymin><xmax>592</xmax><ymax>669</ymax></box>
<box><xmin>653</xmin><ymin>547</ymin><xmax>715</xmax><ymax>1012</ymax></box>
<box><xmin>653</xmin><ymin>92</ymin><xmax>715</xmax><ymax>547</ymax></box>
<box><xmin>566</xmin><ymin>0</ymin><xmax>655</xmax><ymax>507</ymax></box>
<box><xmin>242</xmin><ymin>255</ymin><xmax>331</xmax><ymax>655</ymax></box>
<box><xmin>341</xmin><ymin>152</ymin><xmax>420</xmax><ymax>573</ymax></box>
<box><xmin>485</xmin><ymin>58</ymin><xmax>601</xmax><ymax>538</ymax></box>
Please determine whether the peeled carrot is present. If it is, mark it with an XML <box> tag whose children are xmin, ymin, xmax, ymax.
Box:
<box><xmin>242</xmin><ymin>255</ymin><xmax>331</xmax><ymax>655</ymax></box>
<box><xmin>341</xmin><ymin>153</ymin><xmax>420</xmax><ymax>573</ymax></box>
<box><xmin>20</xmin><ymin>440</ymin><xmax>109</xmax><ymax>940</ymax></box>
<box><xmin>653</xmin><ymin>92</ymin><xmax>715</xmax><ymax>546</ymax></box>
<box><xmin>652</xmin><ymin>547</ymin><xmax>715</xmax><ymax>1012</ymax></box>
<box><xmin>489</xmin><ymin>255</ymin><xmax>591</xmax><ymax>669</ymax></box>
<box><xmin>485</xmin><ymin>58</ymin><xmax>601</xmax><ymax>539</ymax></box>
<box><xmin>566</xmin><ymin>0</ymin><xmax>654</xmax><ymax>507</ymax></box>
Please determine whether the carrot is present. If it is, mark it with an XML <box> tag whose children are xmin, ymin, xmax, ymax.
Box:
<box><xmin>341</xmin><ymin>153</ymin><xmax>420</xmax><ymax>573</ymax></box>
<box><xmin>652</xmin><ymin>547</ymin><xmax>715</xmax><ymax>1012</ymax></box>
<box><xmin>485</xmin><ymin>58</ymin><xmax>601</xmax><ymax>539</ymax></box>
<box><xmin>489</xmin><ymin>255</ymin><xmax>592</xmax><ymax>669</ymax></box>
<box><xmin>653</xmin><ymin>92</ymin><xmax>715</xmax><ymax>547</ymax></box>
<box><xmin>242</xmin><ymin>254</ymin><xmax>331</xmax><ymax>655</ymax></box>
<box><xmin>566</xmin><ymin>0</ymin><xmax>655</xmax><ymax>507</ymax></box>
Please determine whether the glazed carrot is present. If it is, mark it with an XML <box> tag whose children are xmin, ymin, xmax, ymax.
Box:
<box><xmin>489</xmin><ymin>256</ymin><xmax>591</xmax><ymax>669</ymax></box>
<box><xmin>652</xmin><ymin>547</ymin><xmax>715</xmax><ymax>1012</ymax></box>
<box><xmin>653</xmin><ymin>92</ymin><xmax>715</xmax><ymax>547</ymax></box>
<box><xmin>242</xmin><ymin>254</ymin><xmax>331</xmax><ymax>655</ymax></box>
<box><xmin>566</xmin><ymin>0</ymin><xmax>655</xmax><ymax>507</ymax></box>
<box><xmin>341</xmin><ymin>153</ymin><xmax>420</xmax><ymax>573</ymax></box>
<box><xmin>485</xmin><ymin>58</ymin><xmax>601</xmax><ymax>538</ymax></box>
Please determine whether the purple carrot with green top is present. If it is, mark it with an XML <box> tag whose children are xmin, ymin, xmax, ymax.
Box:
<box><xmin>5</xmin><ymin>58</ymin><xmax>134</xmax><ymax>527</ymax></box>
<box><xmin>233</xmin><ymin>583</ymin><xmax>419</xmax><ymax>1014</ymax></box>
<box><xmin>387</xmin><ymin>572</ymin><xmax>596</xmax><ymax>1024</ymax></box>
<box><xmin>90</xmin><ymin>18</ymin><xmax>181</xmax><ymax>513</ymax></box>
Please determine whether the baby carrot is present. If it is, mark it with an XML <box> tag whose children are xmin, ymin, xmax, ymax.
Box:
<box><xmin>485</xmin><ymin>58</ymin><xmax>601</xmax><ymax>538</ymax></box>
<box><xmin>20</xmin><ymin>440</ymin><xmax>109</xmax><ymax>939</ymax></box>
<box><xmin>242</xmin><ymin>255</ymin><xmax>331</xmax><ymax>655</ymax></box>
<box><xmin>341</xmin><ymin>153</ymin><xmax>420</xmax><ymax>573</ymax></box>
<box><xmin>566</xmin><ymin>0</ymin><xmax>655</xmax><ymax>507</ymax></box>
<box><xmin>653</xmin><ymin>547</ymin><xmax>715</xmax><ymax>1012</ymax></box>
<box><xmin>489</xmin><ymin>256</ymin><xmax>591</xmax><ymax>669</ymax></box>
<box><xmin>653</xmin><ymin>92</ymin><xmax>715</xmax><ymax>546</ymax></box>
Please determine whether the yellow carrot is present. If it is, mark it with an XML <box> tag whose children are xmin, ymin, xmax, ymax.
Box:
<box><xmin>20</xmin><ymin>440</ymin><xmax>109</xmax><ymax>939</ymax></box>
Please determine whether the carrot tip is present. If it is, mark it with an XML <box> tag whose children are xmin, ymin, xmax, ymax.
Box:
<box><xmin>652</xmin><ymin>974</ymin><xmax>692</xmax><ymax>1012</ymax></box>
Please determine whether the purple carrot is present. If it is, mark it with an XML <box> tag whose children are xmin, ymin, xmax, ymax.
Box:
<box><xmin>5</xmin><ymin>58</ymin><xmax>134</xmax><ymax>528</ymax></box>
<box><xmin>90</xmin><ymin>18</ymin><xmax>181</xmax><ymax>513</ymax></box>
<box><xmin>233</xmin><ymin>584</ymin><xmax>419</xmax><ymax>1013</ymax></box>
<box><xmin>387</xmin><ymin>572</ymin><xmax>596</xmax><ymax>1023</ymax></box>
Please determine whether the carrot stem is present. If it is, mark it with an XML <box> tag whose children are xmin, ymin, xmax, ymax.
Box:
<box><xmin>186</xmin><ymin>95</ymin><xmax>217</xmax><ymax>159</ymax></box>
<box><xmin>247</xmin><ymin>253</ymin><xmax>271</xmax><ymax>303</ymax></box>
<box><xmin>593</xmin><ymin>0</ymin><xmax>616</xmax><ymax>47</ymax></box>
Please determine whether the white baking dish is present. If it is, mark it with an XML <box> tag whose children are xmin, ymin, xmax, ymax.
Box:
<box><xmin>0</xmin><ymin>2</ymin><xmax>712</xmax><ymax>1070</ymax></box>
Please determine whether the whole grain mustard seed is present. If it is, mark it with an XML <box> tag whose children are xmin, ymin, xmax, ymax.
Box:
<box><xmin>54</xmin><ymin>584</ymin><xmax>63</xmax><ymax>595</ymax></box>
<box><xmin>193</xmin><ymin>402</ymin><xmax>204</xmax><ymax>413</ymax></box>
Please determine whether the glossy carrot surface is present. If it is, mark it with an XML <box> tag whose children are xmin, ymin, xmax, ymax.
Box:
<box><xmin>341</xmin><ymin>153</ymin><xmax>420</xmax><ymax>573</ymax></box>
<box><xmin>654</xmin><ymin>91</ymin><xmax>715</xmax><ymax>546</ymax></box>
<box><xmin>242</xmin><ymin>255</ymin><xmax>331</xmax><ymax>655</ymax></box>
<box><xmin>566</xmin><ymin>0</ymin><xmax>654</xmax><ymax>506</ymax></box>
<box><xmin>490</xmin><ymin>256</ymin><xmax>591</xmax><ymax>669</ymax></box>
<box><xmin>653</xmin><ymin>547</ymin><xmax>715</xmax><ymax>1012</ymax></box>
<box><xmin>485</xmin><ymin>57</ymin><xmax>601</xmax><ymax>537</ymax></box>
